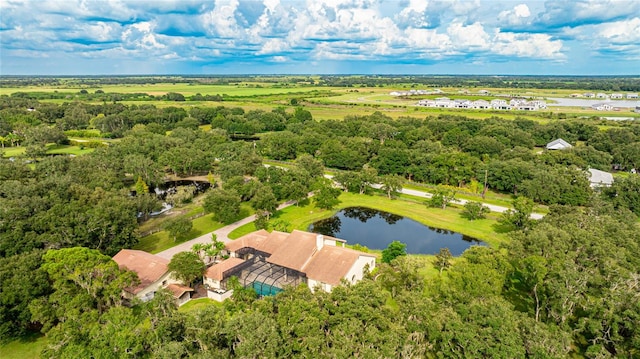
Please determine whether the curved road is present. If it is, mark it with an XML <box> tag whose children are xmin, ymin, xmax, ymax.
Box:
<box><xmin>156</xmin><ymin>184</ymin><xmax>542</xmax><ymax>260</ymax></box>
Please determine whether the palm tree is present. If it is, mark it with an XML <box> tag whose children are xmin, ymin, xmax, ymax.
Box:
<box><xmin>5</xmin><ymin>133</ymin><xmax>19</xmax><ymax>147</ymax></box>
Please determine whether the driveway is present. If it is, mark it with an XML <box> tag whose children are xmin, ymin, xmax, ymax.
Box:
<box><xmin>156</xmin><ymin>200</ymin><xmax>297</xmax><ymax>260</ymax></box>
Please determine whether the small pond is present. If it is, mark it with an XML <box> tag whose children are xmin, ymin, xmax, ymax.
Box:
<box><xmin>308</xmin><ymin>207</ymin><xmax>485</xmax><ymax>256</ymax></box>
<box><xmin>154</xmin><ymin>180</ymin><xmax>211</xmax><ymax>198</ymax></box>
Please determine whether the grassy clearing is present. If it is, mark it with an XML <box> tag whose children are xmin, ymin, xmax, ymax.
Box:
<box><xmin>228</xmin><ymin>192</ymin><xmax>509</xmax><ymax>248</ymax></box>
<box><xmin>0</xmin><ymin>333</ymin><xmax>46</xmax><ymax>359</ymax></box>
<box><xmin>0</xmin><ymin>83</ymin><xmax>342</xmax><ymax>97</ymax></box>
<box><xmin>178</xmin><ymin>297</ymin><xmax>222</xmax><ymax>312</ymax></box>
<box><xmin>1</xmin><ymin>144</ymin><xmax>94</xmax><ymax>158</ymax></box>
<box><xmin>135</xmin><ymin>213</ymin><xmax>224</xmax><ymax>253</ymax></box>
<box><xmin>136</xmin><ymin>204</ymin><xmax>254</xmax><ymax>253</ymax></box>
<box><xmin>1</xmin><ymin>147</ymin><xmax>25</xmax><ymax>157</ymax></box>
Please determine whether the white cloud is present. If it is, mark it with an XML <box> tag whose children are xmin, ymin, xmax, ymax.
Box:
<box><xmin>597</xmin><ymin>17</ymin><xmax>640</xmax><ymax>44</ymax></box>
<box><xmin>498</xmin><ymin>3</ymin><xmax>532</xmax><ymax>27</ymax></box>
<box><xmin>201</xmin><ymin>0</ymin><xmax>241</xmax><ymax>38</ymax></box>
<box><xmin>257</xmin><ymin>38</ymin><xmax>289</xmax><ymax>55</ymax></box>
<box><xmin>492</xmin><ymin>31</ymin><xmax>564</xmax><ymax>59</ymax></box>
<box><xmin>447</xmin><ymin>22</ymin><xmax>489</xmax><ymax>49</ymax></box>
<box><xmin>1</xmin><ymin>0</ymin><xmax>637</xmax><ymax>74</ymax></box>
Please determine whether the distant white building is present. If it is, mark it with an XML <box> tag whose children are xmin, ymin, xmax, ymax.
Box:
<box><xmin>592</xmin><ymin>103</ymin><xmax>614</xmax><ymax>111</ymax></box>
<box><xmin>627</xmin><ymin>93</ymin><xmax>639</xmax><ymax>99</ymax></box>
<box><xmin>471</xmin><ymin>99</ymin><xmax>491</xmax><ymax>109</ymax></box>
<box><xmin>610</xmin><ymin>93</ymin><xmax>623</xmax><ymax>99</ymax></box>
<box><xmin>596</xmin><ymin>93</ymin><xmax>608</xmax><ymax>99</ymax></box>
<box><xmin>546</xmin><ymin>138</ymin><xmax>572</xmax><ymax>150</ymax></box>
<box><xmin>491</xmin><ymin>99</ymin><xmax>511</xmax><ymax>110</ymax></box>
<box><xmin>588</xmin><ymin>168</ymin><xmax>614</xmax><ymax>188</ymax></box>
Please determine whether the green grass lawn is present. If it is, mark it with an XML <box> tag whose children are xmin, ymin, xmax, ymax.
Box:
<box><xmin>1</xmin><ymin>146</ymin><xmax>25</xmax><ymax>157</ymax></box>
<box><xmin>136</xmin><ymin>203</ymin><xmax>254</xmax><ymax>253</ymax></box>
<box><xmin>1</xmin><ymin>144</ymin><xmax>94</xmax><ymax>158</ymax></box>
<box><xmin>178</xmin><ymin>297</ymin><xmax>223</xmax><ymax>312</ymax></box>
<box><xmin>0</xmin><ymin>333</ymin><xmax>46</xmax><ymax>359</ymax></box>
<box><xmin>135</xmin><ymin>213</ymin><xmax>225</xmax><ymax>253</ymax></box>
<box><xmin>228</xmin><ymin>192</ymin><xmax>509</xmax><ymax>248</ymax></box>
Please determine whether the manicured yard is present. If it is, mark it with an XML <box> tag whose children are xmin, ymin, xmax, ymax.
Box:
<box><xmin>135</xmin><ymin>213</ymin><xmax>225</xmax><ymax>253</ymax></box>
<box><xmin>0</xmin><ymin>333</ymin><xmax>46</xmax><ymax>359</ymax></box>
<box><xmin>1</xmin><ymin>144</ymin><xmax>94</xmax><ymax>158</ymax></box>
<box><xmin>178</xmin><ymin>297</ymin><xmax>223</xmax><ymax>312</ymax></box>
<box><xmin>136</xmin><ymin>204</ymin><xmax>254</xmax><ymax>253</ymax></box>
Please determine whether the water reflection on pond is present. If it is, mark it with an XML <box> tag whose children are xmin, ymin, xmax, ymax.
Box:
<box><xmin>308</xmin><ymin>207</ymin><xmax>485</xmax><ymax>256</ymax></box>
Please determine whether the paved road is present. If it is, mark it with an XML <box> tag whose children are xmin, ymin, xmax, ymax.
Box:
<box><xmin>155</xmin><ymin>182</ymin><xmax>543</xmax><ymax>259</ymax></box>
<box><xmin>156</xmin><ymin>200</ymin><xmax>298</xmax><ymax>260</ymax></box>
<box><xmin>390</xmin><ymin>186</ymin><xmax>544</xmax><ymax>220</ymax></box>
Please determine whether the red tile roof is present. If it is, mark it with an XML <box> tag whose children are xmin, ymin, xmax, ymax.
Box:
<box><xmin>304</xmin><ymin>246</ymin><xmax>367</xmax><ymax>286</ymax></box>
<box><xmin>166</xmin><ymin>283</ymin><xmax>194</xmax><ymax>298</ymax></box>
<box><xmin>225</xmin><ymin>230</ymin><xmax>374</xmax><ymax>287</ymax></box>
<box><xmin>204</xmin><ymin>257</ymin><xmax>246</xmax><ymax>281</ymax></box>
<box><xmin>224</xmin><ymin>229</ymin><xmax>270</xmax><ymax>253</ymax></box>
<box><xmin>266</xmin><ymin>230</ymin><xmax>318</xmax><ymax>272</ymax></box>
<box><xmin>112</xmin><ymin>249</ymin><xmax>169</xmax><ymax>294</ymax></box>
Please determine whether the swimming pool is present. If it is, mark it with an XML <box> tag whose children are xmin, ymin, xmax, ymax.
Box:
<box><xmin>251</xmin><ymin>281</ymin><xmax>283</xmax><ymax>297</ymax></box>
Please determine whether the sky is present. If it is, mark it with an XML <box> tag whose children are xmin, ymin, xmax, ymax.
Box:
<box><xmin>1</xmin><ymin>0</ymin><xmax>639</xmax><ymax>76</ymax></box>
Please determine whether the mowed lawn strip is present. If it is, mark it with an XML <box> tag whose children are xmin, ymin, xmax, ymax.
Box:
<box><xmin>0</xmin><ymin>333</ymin><xmax>46</xmax><ymax>359</ymax></box>
<box><xmin>228</xmin><ymin>192</ymin><xmax>509</xmax><ymax>248</ymax></box>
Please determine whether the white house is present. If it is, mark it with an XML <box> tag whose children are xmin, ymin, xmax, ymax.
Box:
<box><xmin>112</xmin><ymin>249</ymin><xmax>194</xmax><ymax>305</ymax></box>
<box><xmin>596</xmin><ymin>93</ymin><xmax>608</xmax><ymax>99</ymax></box>
<box><xmin>434</xmin><ymin>97</ymin><xmax>453</xmax><ymax>108</ymax></box>
<box><xmin>471</xmin><ymin>99</ymin><xmax>491</xmax><ymax>109</ymax></box>
<box><xmin>204</xmin><ymin>230</ymin><xmax>376</xmax><ymax>300</ymax></box>
<box><xmin>626</xmin><ymin>93</ymin><xmax>638</xmax><ymax>99</ymax></box>
<box><xmin>491</xmin><ymin>99</ymin><xmax>511</xmax><ymax>110</ymax></box>
<box><xmin>453</xmin><ymin>99</ymin><xmax>471</xmax><ymax>108</ymax></box>
<box><xmin>592</xmin><ymin>103</ymin><xmax>613</xmax><ymax>111</ymax></box>
<box><xmin>610</xmin><ymin>93</ymin><xmax>623</xmax><ymax>99</ymax></box>
<box><xmin>546</xmin><ymin>138</ymin><xmax>572</xmax><ymax>150</ymax></box>
<box><xmin>588</xmin><ymin>168</ymin><xmax>614</xmax><ymax>188</ymax></box>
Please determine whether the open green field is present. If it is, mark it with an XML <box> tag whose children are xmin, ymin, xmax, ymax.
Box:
<box><xmin>4</xmin><ymin>80</ymin><xmax>636</xmax><ymax>121</ymax></box>
<box><xmin>0</xmin><ymin>333</ymin><xmax>46</xmax><ymax>359</ymax></box>
<box><xmin>1</xmin><ymin>144</ymin><xmax>95</xmax><ymax>158</ymax></box>
<box><xmin>228</xmin><ymin>192</ymin><xmax>509</xmax><ymax>248</ymax></box>
<box><xmin>0</xmin><ymin>83</ymin><xmax>339</xmax><ymax>97</ymax></box>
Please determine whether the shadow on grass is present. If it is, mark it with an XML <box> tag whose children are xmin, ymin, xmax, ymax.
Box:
<box><xmin>491</xmin><ymin>221</ymin><xmax>515</xmax><ymax>234</ymax></box>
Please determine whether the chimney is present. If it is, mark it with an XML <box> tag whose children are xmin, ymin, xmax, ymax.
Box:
<box><xmin>316</xmin><ymin>234</ymin><xmax>324</xmax><ymax>250</ymax></box>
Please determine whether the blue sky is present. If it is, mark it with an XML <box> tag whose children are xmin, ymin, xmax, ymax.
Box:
<box><xmin>1</xmin><ymin>0</ymin><xmax>639</xmax><ymax>75</ymax></box>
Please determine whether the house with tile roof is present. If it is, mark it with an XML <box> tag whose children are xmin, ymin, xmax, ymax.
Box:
<box><xmin>112</xmin><ymin>249</ymin><xmax>194</xmax><ymax>306</ymax></box>
<box><xmin>204</xmin><ymin>230</ymin><xmax>376</xmax><ymax>300</ymax></box>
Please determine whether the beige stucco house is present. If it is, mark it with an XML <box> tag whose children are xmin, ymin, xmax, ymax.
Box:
<box><xmin>112</xmin><ymin>249</ymin><xmax>194</xmax><ymax>306</ymax></box>
<box><xmin>204</xmin><ymin>230</ymin><xmax>375</xmax><ymax>300</ymax></box>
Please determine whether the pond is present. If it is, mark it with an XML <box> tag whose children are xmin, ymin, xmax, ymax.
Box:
<box><xmin>308</xmin><ymin>207</ymin><xmax>485</xmax><ymax>256</ymax></box>
<box><xmin>154</xmin><ymin>180</ymin><xmax>211</xmax><ymax>199</ymax></box>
